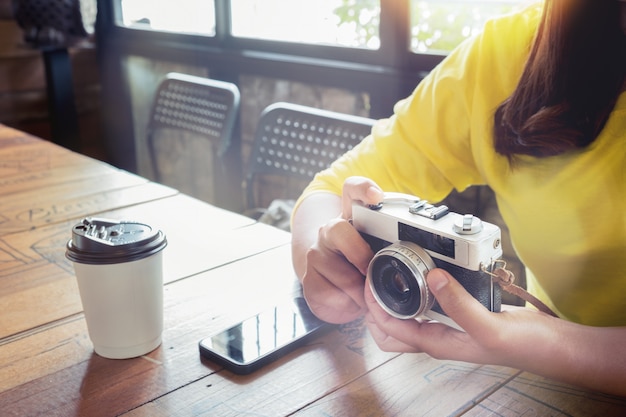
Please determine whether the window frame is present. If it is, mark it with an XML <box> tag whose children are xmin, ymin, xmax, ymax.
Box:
<box><xmin>96</xmin><ymin>0</ymin><xmax>449</xmax><ymax>171</ymax></box>
<box><xmin>107</xmin><ymin>0</ymin><xmax>445</xmax><ymax>72</ymax></box>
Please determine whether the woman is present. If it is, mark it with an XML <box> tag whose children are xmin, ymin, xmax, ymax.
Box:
<box><xmin>291</xmin><ymin>0</ymin><xmax>626</xmax><ymax>396</ymax></box>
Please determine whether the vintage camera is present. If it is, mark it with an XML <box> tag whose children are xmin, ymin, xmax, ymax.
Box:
<box><xmin>352</xmin><ymin>193</ymin><xmax>503</xmax><ymax>330</ymax></box>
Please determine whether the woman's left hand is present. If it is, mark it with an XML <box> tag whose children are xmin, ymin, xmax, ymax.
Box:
<box><xmin>364</xmin><ymin>268</ymin><xmax>569</xmax><ymax>371</ymax></box>
<box><xmin>364</xmin><ymin>267</ymin><xmax>626</xmax><ymax>397</ymax></box>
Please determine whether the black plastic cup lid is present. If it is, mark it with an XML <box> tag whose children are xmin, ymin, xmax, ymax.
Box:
<box><xmin>66</xmin><ymin>217</ymin><xmax>167</xmax><ymax>265</ymax></box>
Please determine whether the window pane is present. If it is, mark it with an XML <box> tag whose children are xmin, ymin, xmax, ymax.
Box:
<box><xmin>231</xmin><ymin>0</ymin><xmax>381</xmax><ymax>49</ymax></box>
<box><xmin>118</xmin><ymin>0</ymin><xmax>216</xmax><ymax>35</ymax></box>
<box><xmin>410</xmin><ymin>0</ymin><xmax>531</xmax><ymax>53</ymax></box>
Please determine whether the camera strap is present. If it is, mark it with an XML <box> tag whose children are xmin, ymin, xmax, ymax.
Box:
<box><xmin>488</xmin><ymin>263</ymin><xmax>558</xmax><ymax>317</ymax></box>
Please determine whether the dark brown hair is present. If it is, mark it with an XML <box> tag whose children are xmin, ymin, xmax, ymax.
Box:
<box><xmin>494</xmin><ymin>0</ymin><xmax>625</xmax><ymax>160</ymax></box>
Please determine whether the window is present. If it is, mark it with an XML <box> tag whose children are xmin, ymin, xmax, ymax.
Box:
<box><xmin>115</xmin><ymin>0</ymin><xmax>530</xmax><ymax>54</ymax></box>
<box><xmin>231</xmin><ymin>0</ymin><xmax>381</xmax><ymax>49</ymax></box>
<box><xmin>409</xmin><ymin>0</ymin><xmax>532</xmax><ymax>53</ymax></box>
<box><xmin>118</xmin><ymin>0</ymin><xmax>216</xmax><ymax>35</ymax></box>
<box><xmin>327</xmin><ymin>0</ymin><xmax>531</xmax><ymax>54</ymax></box>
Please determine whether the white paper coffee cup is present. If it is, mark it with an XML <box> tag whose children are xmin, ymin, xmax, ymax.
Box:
<box><xmin>66</xmin><ymin>217</ymin><xmax>167</xmax><ymax>359</ymax></box>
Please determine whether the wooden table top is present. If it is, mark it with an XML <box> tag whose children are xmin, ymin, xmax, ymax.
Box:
<box><xmin>1</xmin><ymin>124</ymin><xmax>625</xmax><ymax>416</ymax></box>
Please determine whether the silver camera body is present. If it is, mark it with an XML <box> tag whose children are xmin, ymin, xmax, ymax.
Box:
<box><xmin>352</xmin><ymin>192</ymin><xmax>503</xmax><ymax>330</ymax></box>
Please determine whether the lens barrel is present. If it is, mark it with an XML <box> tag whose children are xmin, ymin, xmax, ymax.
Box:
<box><xmin>367</xmin><ymin>241</ymin><xmax>436</xmax><ymax>319</ymax></box>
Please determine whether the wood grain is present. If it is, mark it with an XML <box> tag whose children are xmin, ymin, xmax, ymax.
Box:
<box><xmin>1</xmin><ymin>246</ymin><xmax>357</xmax><ymax>417</ymax></box>
<box><xmin>293</xmin><ymin>355</ymin><xmax>520</xmax><ymax>417</ymax></box>
<box><xmin>467</xmin><ymin>372</ymin><xmax>626</xmax><ymax>417</ymax></box>
<box><xmin>0</xmin><ymin>195</ymin><xmax>288</xmax><ymax>341</ymax></box>
<box><xmin>1</xmin><ymin>126</ymin><xmax>625</xmax><ymax>417</ymax></box>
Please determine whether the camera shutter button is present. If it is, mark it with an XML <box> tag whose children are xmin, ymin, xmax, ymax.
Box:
<box><xmin>453</xmin><ymin>214</ymin><xmax>483</xmax><ymax>235</ymax></box>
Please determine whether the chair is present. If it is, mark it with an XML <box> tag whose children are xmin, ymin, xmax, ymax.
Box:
<box><xmin>147</xmin><ymin>72</ymin><xmax>240</xmax><ymax>210</ymax></box>
<box><xmin>244</xmin><ymin>102</ymin><xmax>376</xmax><ymax>227</ymax></box>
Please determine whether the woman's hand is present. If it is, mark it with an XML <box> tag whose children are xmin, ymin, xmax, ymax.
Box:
<box><xmin>364</xmin><ymin>268</ymin><xmax>626</xmax><ymax>396</ymax></box>
<box><xmin>301</xmin><ymin>217</ymin><xmax>372</xmax><ymax>323</ymax></box>
<box><xmin>364</xmin><ymin>268</ymin><xmax>518</xmax><ymax>362</ymax></box>
<box><xmin>292</xmin><ymin>176</ymin><xmax>384</xmax><ymax>324</ymax></box>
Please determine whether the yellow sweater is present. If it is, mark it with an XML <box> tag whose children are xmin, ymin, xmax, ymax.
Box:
<box><xmin>296</xmin><ymin>5</ymin><xmax>626</xmax><ymax>326</ymax></box>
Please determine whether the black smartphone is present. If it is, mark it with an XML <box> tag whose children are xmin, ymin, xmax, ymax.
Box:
<box><xmin>198</xmin><ymin>297</ymin><xmax>331</xmax><ymax>375</ymax></box>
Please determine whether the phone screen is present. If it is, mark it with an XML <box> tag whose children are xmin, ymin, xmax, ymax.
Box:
<box><xmin>199</xmin><ymin>297</ymin><xmax>331</xmax><ymax>374</ymax></box>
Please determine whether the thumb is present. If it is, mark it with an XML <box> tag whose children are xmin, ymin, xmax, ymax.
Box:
<box><xmin>427</xmin><ymin>269</ymin><xmax>496</xmax><ymax>333</ymax></box>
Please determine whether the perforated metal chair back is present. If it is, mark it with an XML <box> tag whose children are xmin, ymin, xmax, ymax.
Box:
<box><xmin>147</xmin><ymin>73</ymin><xmax>240</xmax><ymax>209</ymax></box>
<box><xmin>245</xmin><ymin>102</ymin><xmax>375</xmax><ymax>211</ymax></box>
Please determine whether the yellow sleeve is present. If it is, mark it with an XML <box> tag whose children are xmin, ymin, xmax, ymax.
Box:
<box><xmin>295</xmin><ymin>5</ymin><xmax>541</xmax><ymax>210</ymax></box>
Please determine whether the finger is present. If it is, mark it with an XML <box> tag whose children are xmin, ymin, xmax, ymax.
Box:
<box><xmin>302</xmin><ymin>220</ymin><xmax>371</xmax><ymax>322</ymax></box>
<box><xmin>302</xmin><ymin>271</ymin><xmax>365</xmax><ymax>324</ymax></box>
<box><xmin>341</xmin><ymin>176</ymin><xmax>384</xmax><ymax>219</ymax></box>
<box><xmin>364</xmin><ymin>276</ymin><xmax>472</xmax><ymax>358</ymax></box>
<box><xmin>306</xmin><ymin>240</ymin><xmax>368</xmax><ymax>309</ymax></box>
<box><xmin>426</xmin><ymin>269</ymin><xmax>499</xmax><ymax>337</ymax></box>
<box><xmin>318</xmin><ymin>218</ymin><xmax>373</xmax><ymax>276</ymax></box>
<box><xmin>364</xmin><ymin>312</ymin><xmax>420</xmax><ymax>353</ymax></box>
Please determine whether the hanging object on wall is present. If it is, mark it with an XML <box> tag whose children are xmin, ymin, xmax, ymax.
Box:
<box><xmin>11</xmin><ymin>0</ymin><xmax>97</xmax><ymax>48</ymax></box>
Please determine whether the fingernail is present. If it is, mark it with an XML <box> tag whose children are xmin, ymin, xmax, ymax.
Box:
<box><xmin>428</xmin><ymin>270</ymin><xmax>449</xmax><ymax>292</ymax></box>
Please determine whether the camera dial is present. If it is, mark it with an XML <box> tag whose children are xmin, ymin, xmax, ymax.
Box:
<box><xmin>453</xmin><ymin>214</ymin><xmax>483</xmax><ymax>235</ymax></box>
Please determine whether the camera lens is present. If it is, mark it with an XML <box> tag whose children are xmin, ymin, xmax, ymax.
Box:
<box><xmin>367</xmin><ymin>242</ymin><xmax>436</xmax><ymax>319</ymax></box>
<box><xmin>389</xmin><ymin>268</ymin><xmax>411</xmax><ymax>302</ymax></box>
<box><xmin>373</xmin><ymin>256</ymin><xmax>420</xmax><ymax>315</ymax></box>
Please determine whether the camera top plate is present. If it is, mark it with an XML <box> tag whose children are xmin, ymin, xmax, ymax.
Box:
<box><xmin>353</xmin><ymin>192</ymin><xmax>502</xmax><ymax>271</ymax></box>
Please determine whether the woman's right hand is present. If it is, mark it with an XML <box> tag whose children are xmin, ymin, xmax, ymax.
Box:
<box><xmin>296</xmin><ymin>177</ymin><xmax>385</xmax><ymax>324</ymax></box>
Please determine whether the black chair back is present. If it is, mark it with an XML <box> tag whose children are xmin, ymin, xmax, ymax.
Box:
<box><xmin>147</xmin><ymin>72</ymin><xmax>240</xmax><ymax>209</ymax></box>
<box><xmin>244</xmin><ymin>102</ymin><xmax>375</xmax><ymax>212</ymax></box>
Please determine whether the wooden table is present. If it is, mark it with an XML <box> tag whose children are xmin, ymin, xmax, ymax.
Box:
<box><xmin>1</xmin><ymin>124</ymin><xmax>625</xmax><ymax>417</ymax></box>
